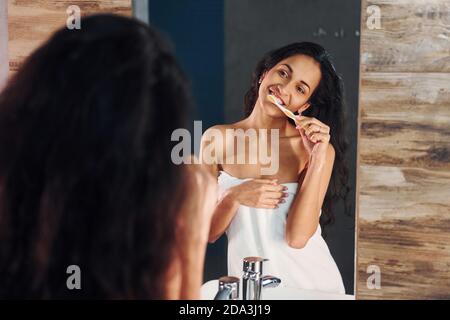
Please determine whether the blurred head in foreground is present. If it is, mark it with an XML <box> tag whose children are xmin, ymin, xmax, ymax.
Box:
<box><xmin>0</xmin><ymin>14</ymin><xmax>214</xmax><ymax>299</ymax></box>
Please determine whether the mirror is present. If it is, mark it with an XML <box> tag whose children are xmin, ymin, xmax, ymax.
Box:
<box><xmin>148</xmin><ymin>0</ymin><xmax>359</xmax><ymax>296</ymax></box>
<box><xmin>1</xmin><ymin>0</ymin><xmax>359</xmax><ymax>298</ymax></box>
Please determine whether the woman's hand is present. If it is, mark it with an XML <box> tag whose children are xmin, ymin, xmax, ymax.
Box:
<box><xmin>227</xmin><ymin>178</ymin><xmax>289</xmax><ymax>209</ymax></box>
<box><xmin>295</xmin><ymin>115</ymin><xmax>331</xmax><ymax>163</ymax></box>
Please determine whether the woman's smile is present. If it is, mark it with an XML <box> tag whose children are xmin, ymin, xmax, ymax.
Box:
<box><xmin>268</xmin><ymin>87</ymin><xmax>287</xmax><ymax>106</ymax></box>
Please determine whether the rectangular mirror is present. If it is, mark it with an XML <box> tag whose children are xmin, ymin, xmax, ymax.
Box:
<box><xmin>148</xmin><ymin>0</ymin><xmax>360</xmax><ymax>298</ymax></box>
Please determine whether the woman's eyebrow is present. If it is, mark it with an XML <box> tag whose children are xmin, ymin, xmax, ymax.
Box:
<box><xmin>281</xmin><ymin>63</ymin><xmax>310</xmax><ymax>91</ymax></box>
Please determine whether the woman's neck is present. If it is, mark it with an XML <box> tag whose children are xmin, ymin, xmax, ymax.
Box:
<box><xmin>245</xmin><ymin>99</ymin><xmax>292</xmax><ymax>136</ymax></box>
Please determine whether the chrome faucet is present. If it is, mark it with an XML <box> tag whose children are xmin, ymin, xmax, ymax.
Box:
<box><xmin>242</xmin><ymin>257</ymin><xmax>281</xmax><ymax>300</ymax></box>
<box><xmin>214</xmin><ymin>276</ymin><xmax>240</xmax><ymax>300</ymax></box>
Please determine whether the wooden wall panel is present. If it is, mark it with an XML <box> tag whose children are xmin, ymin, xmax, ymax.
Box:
<box><xmin>360</xmin><ymin>73</ymin><xmax>450</xmax><ymax>169</ymax></box>
<box><xmin>0</xmin><ymin>1</ymin><xmax>8</xmax><ymax>89</ymax></box>
<box><xmin>358</xmin><ymin>216</ymin><xmax>450</xmax><ymax>299</ymax></box>
<box><xmin>8</xmin><ymin>0</ymin><xmax>132</xmax><ymax>73</ymax></box>
<box><xmin>357</xmin><ymin>0</ymin><xmax>450</xmax><ymax>299</ymax></box>
<box><xmin>361</xmin><ymin>0</ymin><xmax>450</xmax><ymax>73</ymax></box>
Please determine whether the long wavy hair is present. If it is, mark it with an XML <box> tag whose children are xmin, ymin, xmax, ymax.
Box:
<box><xmin>244</xmin><ymin>42</ymin><xmax>350</xmax><ymax>231</ymax></box>
<box><xmin>0</xmin><ymin>14</ymin><xmax>191</xmax><ymax>298</ymax></box>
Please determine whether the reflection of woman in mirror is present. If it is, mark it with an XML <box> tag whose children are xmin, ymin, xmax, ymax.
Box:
<box><xmin>0</xmin><ymin>14</ymin><xmax>216</xmax><ymax>299</ymax></box>
<box><xmin>201</xmin><ymin>42</ymin><xmax>349</xmax><ymax>293</ymax></box>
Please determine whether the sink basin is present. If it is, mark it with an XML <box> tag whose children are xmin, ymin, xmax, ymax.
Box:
<box><xmin>201</xmin><ymin>280</ymin><xmax>355</xmax><ymax>300</ymax></box>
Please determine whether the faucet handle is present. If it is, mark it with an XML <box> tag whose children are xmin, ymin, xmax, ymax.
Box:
<box><xmin>243</xmin><ymin>256</ymin><xmax>269</xmax><ymax>275</ymax></box>
<box><xmin>214</xmin><ymin>276</ymin><xmax>240</xmax><ymax>300</ymax></box>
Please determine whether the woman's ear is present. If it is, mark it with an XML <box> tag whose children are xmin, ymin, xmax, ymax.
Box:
<box><xmin>258</xmin><ymin>71</ymin><xmax>267</xmax><ymax>84</ymax></box>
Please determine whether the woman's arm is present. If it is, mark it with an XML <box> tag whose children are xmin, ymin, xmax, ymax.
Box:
<box><xmin>286</xmin><ymin>116</ymin><xmax>335</xmax><ymax>249</ymax></box>
<box><xmin>200</xmin><ymin>126</ymin><xmax>286</xmax><ymax>243</ymax></box>
<box><xmin>199</xmin><ymin>126</ymin><xmax>240</xmax><ymax>243</ymax></box>
<box><xmin>173</xmin><ymin>160</ymin><xmax>217</xmax><ymax>299</ymax></box>
<box><xmin>208</xmin><ymin>178</ymin><xmax>287</xmax><ymax>243</ymax></box>
<box><xmin>208</xmin><ymin>188</ymin><xmax>241</xmax><ymax>243</ymax></box>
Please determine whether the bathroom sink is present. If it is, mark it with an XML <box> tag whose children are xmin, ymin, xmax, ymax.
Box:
<box><xmin>201</xmin><ymin>280</ymin><xmax>355</xmax><ymax>300</ymax></box>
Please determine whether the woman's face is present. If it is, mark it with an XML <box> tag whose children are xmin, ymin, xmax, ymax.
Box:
<box><xmin>257</xmin><ymin>54</ymin><xmax>322</xmax><ymax>118</ymax></box>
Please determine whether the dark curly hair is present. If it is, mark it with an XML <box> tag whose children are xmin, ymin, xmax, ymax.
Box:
<box><xmin>244</xmin><ymin>42</ymin><xmax>350</xmax><ymax>232</ymax></box>
<box><xmin>0</xmin><ymin>14</ymin><xmax>191</xmax><ymax>298</ymax></box>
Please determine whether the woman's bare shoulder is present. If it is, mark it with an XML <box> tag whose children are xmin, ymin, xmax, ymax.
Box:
<box><xmin>183</xmin><ymin>157</ymin><xmax>217</xmax><ymax>190</ymax></box>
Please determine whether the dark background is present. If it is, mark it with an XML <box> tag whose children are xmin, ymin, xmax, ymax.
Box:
<box><xmin>148</xmin><ymin>0</ymin><xmax>359</xmax><ymax>295</ymax></box>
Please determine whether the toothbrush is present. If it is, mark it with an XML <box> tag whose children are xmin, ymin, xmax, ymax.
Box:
<box><xmin>268</xmin><ymin>94</ymin><xmax>298</xmax><ymax>123</ymax></box>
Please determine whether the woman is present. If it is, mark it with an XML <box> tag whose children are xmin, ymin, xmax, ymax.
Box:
<box><xmin>0</xmin><ymin>14</ymin><xmax>216</xmax><ymax>299</ymax></box>
<box><xmin>201</xmin><ymin>42</ymin><xmax>349</xmax><ymax>294</ymax></box>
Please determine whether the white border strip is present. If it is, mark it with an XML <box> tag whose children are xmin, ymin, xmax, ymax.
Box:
<box><xmin>132</xmin><ymin>0</ymin><xmax>149</xmax><ymax>24</ymax></box>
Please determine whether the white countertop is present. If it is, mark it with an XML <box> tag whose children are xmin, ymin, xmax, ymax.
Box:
<box><xmin>201</xmin><ymin>280</ymin><xmax>355</xmax><ymax>300</ymax></box>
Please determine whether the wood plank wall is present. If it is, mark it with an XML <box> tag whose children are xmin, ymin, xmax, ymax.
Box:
<box><xmin>8</xmin><ymin>0</ymin><xmax>131</xmax><ymax>75</ymax></box>
<box><xmin>357</xmin><ymin>0</ymin><xmax>450</xmax><ymax>299</ymax></box>
<box><xmin>0</xmin><ymin>2</ymin><xmax>8</xmax><ymax>90</ymax></box>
